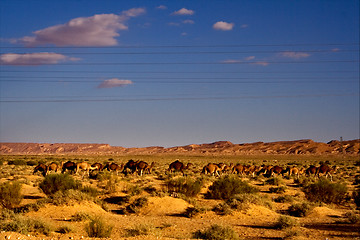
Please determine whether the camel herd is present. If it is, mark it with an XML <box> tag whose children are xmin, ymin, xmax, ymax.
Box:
<box><xmin>33</xmin><ymin>159</ymin><xmax>338</xmax><ymax>181</ymax></box>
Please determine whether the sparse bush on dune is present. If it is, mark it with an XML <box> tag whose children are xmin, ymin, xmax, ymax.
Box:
<box><xmin>302</xmin><ymin>178</ymin><xmax>349</xmax><ymax>204</ymax></box>
<box><xmin>288</xmin><ymin>202</ymin><xmax>313</xmax><ymax>217</ymax></box>
<box><xmin>193</xmin><ymin>224</ymin><xmax>240</xmax><ymax>240</ymax></box>
<box><xmin>273</xmin><ymin>215</ymin><xmax>299</xmax><ymax>230</ymax></box>
<box><xmin>206</xmin><ymin>175</ymin><xmax>258</xmax><ymax>200</ymax></box>
<box><xmin>226</xmin><ymin>193</ymin><xmax>273</xmax><ymax>211</ymax></box>
<box><xmin>166</xmin><ymin>176</ymin><xmax>204</xmax><ymax>198</ymax></box>
<box><xmin>126</xmin><ymin>223</ymin><xmax>159</xmax><ymax>237</ymax></box>
<box><xmin>85</xmin><ymin>215</ymin><xmax>113</xmax><ymax>238</ymax></box>
<box><xmin>0</xmin><ymin>181</ymin><xmax>23</xmax><ymax>209</ymax></box>
<box><xmin>39</xmin><ymin>174</ymin><xmax>81</xmax><ymax>196</ymax></box>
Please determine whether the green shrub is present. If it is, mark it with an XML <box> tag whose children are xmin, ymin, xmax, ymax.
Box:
<box><xmin>8</xmin><ymin>159</ymin><xmax>27</xmax><ymax>166</ymax></box>
<box><xmin>81</xmin><ymin>185</ymin><xmax>99</xmax><ymax>197</ymax></box>
<box><xmin>265</xmin><ymin>177</ymin><xmax>284</xmax><ymax>186</ymax></box>
<box><xmin>303</xmin><ymin>179</ymin><xmax>348</xmax><ymax>204</ymax></box>
<box><xmin>344</xmin><ymin>211</ymin><xmax>360</xmax><ymax>223</ymax></box>
<box><xmin>0</xmin><ymin>214</ymin><xmax>52</xmax><ymax>235</ymax></box>
<box><xmin>183</xmin><ymin>205</ymin><xmax>207</xmax><ymax>218</ymax></box>
<box><xmin>39</xmin><ymin>174</ymin><xmax>81</xmax><ymax>196</ymax></box>
<box><xmin>353</xmin><ymin>188</ymin><xmax>360</xmax><ymax>208</ymax></box>
<box><xmin>122</xmin><ymin>197</ymin><xmax>149</xmax><ymax>214</ymax></box>
<box><xmin>288</xmin><ymin>202</ymin><xmax>312</xmax><ymax>217</ymax></box>
<box><xmin>226</xmin><ymin>193</ymin><xmax>272</xmax><ymax>211</ymax></box>
<box><xmin>0</xmin><ymin>181</ymin><xmax>23</xmax><ymax>209</ymax></box>
<box><xmin>71</xmin><ymin>211</ymin><xmax>92</xmax><ymax>222</ymax></box>
<box><xmin>274</xmin><ymin>195</ymin><xmax>294</xmax><ymax>203</ymax></box>
<box><xmin>26</xmin><ymin>160</ymin><xmax>38</xmax><ymax>166</ymax></box>
<box><xmin>206</xmin><ymin>175</ymin><xmax>258</xmax><ymax>200</ymax></box>
<box><xmin>166</xmin><ymin>176</ymin><xmax>204</xmax><ymax>198</ymax></box>
<box><xmin>269</xmin><ymin>186</ymin><xmax>286</xmax><ymax>194</ymax></box>
<box><xmin>212</xmin><ymin>202</ymin><xmax>233</xmax><ymax>215</ymax></box>
<box><xmin>193</xmin><ymin>224</ymin><xmax>240</xmax><ymax>240</ymax></box>
<box><xmin>126</xmin><ymin>223</ymin><xmax>159</xmax><ymax>237</ymax></box>
<box><xmin>85</xmin><ymin>216</ymin><xmax>113</xmax><ymax>238</ymax></box>
<box><xmin>50</xmin><ymin>189</ymin><xmax>92</xmax><ymax>205</ymax></box>
<box><xmin>274</xmin><ymin>215</ymin><xmax>298</xmax><ymax>230</ymax></box>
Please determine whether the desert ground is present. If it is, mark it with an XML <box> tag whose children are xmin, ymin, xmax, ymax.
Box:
<box><xmin>0</xmin><ymin>154</ymin><xmax>359</xmax><ymax>240</ymax></box>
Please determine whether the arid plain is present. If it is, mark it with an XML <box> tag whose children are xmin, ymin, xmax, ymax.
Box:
<box><xmin>0</xmin><ymin>140</ymin><xmax>359</xmax><ymax>240</ymax></box>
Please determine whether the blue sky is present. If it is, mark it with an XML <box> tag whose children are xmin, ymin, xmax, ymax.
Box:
<box><xmin>0</xmin><ymin>0</ymin><xmax>359</xmax><ymax>147</ymax></box>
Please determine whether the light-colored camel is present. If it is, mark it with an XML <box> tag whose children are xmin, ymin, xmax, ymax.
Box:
<box><xmin>47</xmin><ymin>162</ymin><xmax>59</xmax><ymax>174</ymax></box>
<box><xmin>76</xmin><ymin>162</ymin><xmax>97</xmax><ymax>177</ymax></box>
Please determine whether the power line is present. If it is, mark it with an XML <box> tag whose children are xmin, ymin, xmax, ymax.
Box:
<box><xmin>1</xmin><ymin>60</ymin><xmax>357</xmax><ymax>66</ymax></box>
<box><xmin>0</xmin><ymin>93</ymin><xmax>357</xmax><ymax>103</ymax></box>
<box><xmin>1</xmin><ymin>42</ymin><xmax>358</xmax><ymax>49</ymax></box>
<box><xmin>2</xmin><ymin>49</ymin><xmax>358</xmax><ymax>55</ymax></box>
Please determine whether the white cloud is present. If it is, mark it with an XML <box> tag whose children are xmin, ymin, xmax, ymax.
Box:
<box><xmin>213</xmin><ymin>21</ymin><xmax>234</xmax><ymax>31</ymax></box>
<box><xmin>221</xmin><ymin>59</ymin><xmax>242</xmax><ymax>64</ymax></box>
<box><xmin>183</xmin><ymin>19</ymin><xmax>195</xmax><ymax>24</ymax></box>
<box><xmin>17</xmin><ymin>8</ymin><xmax>145</xmax><ymax>46</ymax></box>
<box><xmin>244</xmin><ymin>56</ymin><xmax>255</xmax><ymax>61</ymax></box>
<box><xmin>279</xmin><ymin>51</ymin><xmax>310</xmax><ymax>59</ymax></box>
<box><xmin>172</xmin><ymin>8</ymin><xmax>195</xmax><ymax>15</ymax></box>
<box><xmin>97</xmin><ymin>79</ymin><xmax>133</xmax><ymax>88</ymax></box>
<box><xmin>252</xmin><ymin>61</ymin><xmax>269</xmax><ymax>66</ymax></box>
<box><xmin>0</xmin><ymin>52</ymin><xmax>79</xmax><ymax>65</ymax></box>
<box><xmin>157</xmin><ymin>5</ymin><xmax>167</xmax><ymax>10</ymax></box>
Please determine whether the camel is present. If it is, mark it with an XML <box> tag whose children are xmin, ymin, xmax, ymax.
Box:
<box><xmin>91</xmin><ymin>162</ymin><xmax>104</xmax><ymax>171</ymax></box>
<box><xmin>232</xmin><ymin>164</ymin><xmax>245</xmax><ymax>175</ymax></box>
<box><xmin>222</xmin><ymin>163</ymin><xmax>234</xmax><ymax>174</ymax></box>
<box><xmin>104</xmin><ymin>162</ymin><xmax>123</xmax><ymax>175</ymax></box>
<box><xmin>144</xmin><ymin>162</ymin><xmax>155</xmax><ymax>174</ymax></box>
<box><xmin>47</xmin><ymin>162</ymin><xmax>59</xmax><ymax>174</ymax></box>
<box><xmin>136</xmin><ymin>161</ymin><xmax>149</xmax><ymax>176</ymax></box>
<box><xmin>168</xmin><ymin>160</ymin><xmax>191</xmax><ymax>175</ymax></box>
<box><xmin>123</xmin><ymin>159</ymin><xmax>139</xmax><ymax>175</ymax></box>
<box><xmin>76</xmin><ymin>162</ymin><xmax>97</xmax><ymax>177</ymax></box>
<box><xmin>285</xmin><ymin>166</ymin><xmax>303</xmax><ymax>178</ymax></box>
<box><xmin>34</xmin><ymin>163</ymin><xmax>47</xmax><ymax>177</ymax></box>
<box><xmin>202</xmin><ymin>163</ymin><xmax>221</xmax><ymax>176</ymax></box>
<box><xmin>269</xmin><ymin>165</ymin><xmax>284</xmax><ymax>177</ymax></box>
<box><xmin>245</xmin><ymin>165</ymin><xmax>261</xmax><ymax>177</ymax></box>
<box><xmin>61</xmin><ymin>161</ymin><xmax>77</xmax><ymax>174</ymax></box>
<box><xmin>306</xmin><ymin>165</ymin><xmax>318</xmax><ymax>177</ymax></box>
<box><xmin>317</xmin><ymin>164</ymin><xmax>337</xmax><ymax>181</ymax></box>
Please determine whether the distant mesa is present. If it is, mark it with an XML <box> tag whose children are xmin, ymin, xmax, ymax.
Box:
<box><xmin>0</xmin><ymin>139</ymin><xmax>359</xmax><ymax>155</ymax></box>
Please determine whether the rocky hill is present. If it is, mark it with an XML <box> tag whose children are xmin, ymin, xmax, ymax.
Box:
<box><xmin>0</xmin><ymin>139</ymin><xmax>359</xmax><ymax>155</ymax></box>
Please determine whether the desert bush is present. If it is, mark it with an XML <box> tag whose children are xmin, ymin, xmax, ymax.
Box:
<box><xmin>0</xmin><ymin>214</ymin><xmax>52</xmax><ymax>235</ymax></box>
<box><xmin>302</xmin><ymin>179</ymin><xmax>348</xmax><ymax>204</ymax></box>
<box><xmin>206</xmin><ymin>175</ymin><xmax>258</xmax><ymax>200</ymax></box>
<box><xmin>50</xmin><ymin>189</ymin><xmax>92</xmax><ymax>205</ymax></box>
<box><xmin>57</xmin><ymin>224</ymin><xmax>73</xmax><ymax>234</ymax></box>
<box><xmin>212</xmin><ymin>202</ymin><xmax>233</xmax><ymax>215</ymax></box>
<box><xmin>126</xmin><ymin>184</ymin><xmax>143</xmax><ymax>196</ymax></box>
<box><xmin>71</xmin><ymin>211</ymin><xmax>92</xmax><ymax>222</ymax></box>
<box><xmin>288</xmin><ymin>202</ymin><xmax>312</xmax><ymax>217</ymax></box>
<box><xmin>126</xmin><ymin>223</ymin><xmax>159</xmax><ymax>237</ymax></box>
<box><xmin>344</xmin><ymin>211</ymin><xmax>360</xmax><ymax>224</ymax></box>
<box><xmin>269</xmin><ymin>186</ymin><xmax>286</xmax><ymax>194</ymax></box>
<box><xmin>183</xmin><ymin>205</ymin><xmax>208</xmax><ymax>218</ymax></box>
<box><xmin>121</xmin><ymin>197</ymin><xmax>149</xmax><ymax>214</ymax></box>
<box><xmin>0</xmin><ymin>181</ymin><xmax>23</xmax><ymax>209</ymax></box>
<box><xmin>39</xmin><ymin>174</ymin><xmax>81</xmax><ymax>196</ymax></box>
<box><xmin>193</xmin><ymin>224</ymin><xmax>240</xmax><ymax>240</ymax></box>
<box><xmin>85</xmin><ymin>215</ymin><xmax>113</xmax><ymax>238</ymax></box>
<box><xmin>26</xmin><ymin>160</ymin><xmax>38</xmax><ymax>166</ymax></box>
<box><xmin>226</xmin><ymin>193</ymin><xmax>272</xmax><ymax>211</ymax></box>
<box><xmin>166</xmin><ymin>176</ymin><xmax>204</xmax><ymax>197</ymax></box>
<box><xmin>274</xmin><ymin>195</ymin><xmax>294</xmax><ymax>203</ymax></box>
<box><xmin>81</xmin><ymin>185</ymin><xmax>99</xmax><ymax>197</ymax></box>
<box><xmin>273</xmin><ymin>215</ymin><xmax>299</xmax><ymax>230</ymax></box>
<box><xmin>7</xmin><ymin>159</ymin><xmax>27</xmax><ymax>166</ymax></box>
<box><xmin>265</xmin><ymin>177</ymin><xmax>284</xmax><ymax>186</ymax></box>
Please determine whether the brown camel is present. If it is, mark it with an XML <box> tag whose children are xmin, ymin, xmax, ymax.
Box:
<box><xmin>136</xmin><ymin>161</ymin><xmax>150</xmax><ymax>176</ymax></box>
<box><xmin>123</xmin><ymin>159</ymin><xmax>139</xmax><ymax>175</ymax></box>
<box><xmin>269</xmin><ymin>165</ymin><xmax>284</xmax><ymax>177</ymax></box>
<box><xmin>91</xmin><ymin>162</ymin><xmax>104</xmax><ymax>171</ymax></box>
<box><xmin>61</xmin><ymin>161</ymin><xmax>76</xmax><ymax>174</ymax></box>
<box><xmin>317</xmin><ymin>164</ymin><xmax>337</xmax><ymax>181</ymax></box>
<box><xmin>34</xmin><ymin>163</ymin><xmax>47</xmax><ymax>177</ymax></box>
<box><xmin>202</xmin><ymin>163</ymin><xmax>221</xmax><ymax>176</ymax></box>
<box><xmin>144</xmin><ymin>162</ymin><xmax>155</xmax><ymax>174</ymax></box>
<box><xmin>104</xmin><ymin>162</ymin><xmax>123</xmax><ymax>175</ymax></box>
<box><xmin>47</xmin><ymin>162</ymin><xmax>59</xmax><ymax>174</ymax></box>
<box><xmin>232</xmin><ymin>164</ymin><xmax>245</xmax><ymax>175</ymax></box>
<box><xmin>168</xmin><ymin>160</ymin><xmax>191</xmax><ymax>175</ymax></box>
<box><xmin>306</xmin><ymin>165</ymin><xmax>318</xmax><ymax>177</ymax></box>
